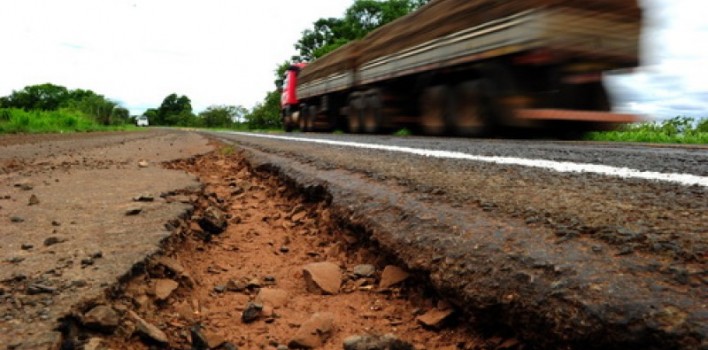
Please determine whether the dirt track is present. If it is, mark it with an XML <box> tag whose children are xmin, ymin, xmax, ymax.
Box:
<box><xmin>1</xmin><ymin>129</ymin><xmax>705</xmax><ymax>349</ymax></box>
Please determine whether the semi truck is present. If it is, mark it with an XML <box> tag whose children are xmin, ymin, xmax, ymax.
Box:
<box><xmin>280</xmin><ymin>0</ymin><xmax>642</xmax><ymax>136</ymax></box>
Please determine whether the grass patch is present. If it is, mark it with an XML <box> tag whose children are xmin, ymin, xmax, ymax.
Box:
<box><xmin>587</xmin><ymin>117</ymin><xmax>708</xmax><ymax>144</ymax></box>
<box><xmin>393</xmin><ymin>128</ymin><xmax>412</xmax><ymax>136</ymax></box>
<box><xmin>0</xmin><ymin>108</ymin><xmax>135</xmax><ymax>134</ymax></box>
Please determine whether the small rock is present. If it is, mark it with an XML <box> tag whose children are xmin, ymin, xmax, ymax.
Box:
<box><xmin>51</xmin><ymin>220</ymin><xmax>61</xmax><ymax>226</ymax></box>
<box><xmin>26</xmin><ymin>283</ymin><xmax>56</xmax><ymax>295</ymax></box>
<box><xmin>263</xmin><ymin>275</ymin><xmax>276</xmax><ymax>284</ymax></box>
<box><xmin>246</xmin><ymin>277</ymin><xmax>262</xmax><ymax>289</ymax></box>
<box><xmin>279</xmin><ymin>245</ymin><xmax>290</xmax><ymax>253</ymax></box>
<box><xmin>241</xmin><ymin>302</ymin><xmax>263</xmax><ymax>323</ymax></box>
<box><xmin>21</xmin><ymin>243</ymin><xmax>34</xmax><ymax>250</ymax></box>
<box><xmin>343</xmin><ymin>334</ymin><xmax>414</xmax><ymax>350</ymax></box>
<box><xmin>288</xmin><ymin>312</ymin><xmax>335</xmax><ymax>349</ymax></box>
<box><xmin>138</xmin><ymin>160</ymin><xmax>149</xmax><ymax>168</ymax></box>
<box><xmin>15</xmin><ymin>181</ymin><xmax>33</xmax><ymax>191</ymax></box>
<box><xmin>154</xmin><ymin>279</ymin><xmax>179</xmax><ymax>301</ymax></box>
<box><xmin>7</xmin><ymin>256</ymin><xmax>25</xmax><ymax>264</ymax></box>
<box><xmin>213</xmin><ymin>284</ymin><xmax>227</xmax><ymax>293</ymax></box>
<box><xmin>10</xmin><ymin>216</ymin><xmax>24</xmax><ymax>223</ymax></box>
<box><xmin>128</xmin><ymin>310</ymin><xmax>169</xmax><ymax>344</ymax></box>
<box><xmin>83</xmin><ymin>337</ymin><xmax>104</xmax><ymax>350</ymax></box>
<box><xmin>44</xmin><ymin>236</ymin><xmax>64</xmax><ymax>246</ymax></box>
<box><xmin>352</xmin><ymin>264</ymin><xmax>376</xmax><ymax>278</ymax></box>
<box><xmin>226</xmin><ymin>279</ymin><xmax>246</xmax><ymax>292</ymax></box>
<box><xmin>255</xmin><ymin>288</ymin><xmax>289</xmax><ymax>309</ymax></box>
<box><xmin>191</xmin><ymin>325</ymin><xmax>226</xmax><ymax>350</ymax></box>
<box><xmin>28</xmin><ymin>194</ymin><xmax>40</xmax><ymax>206</ymax></box>
<box><xmin>81</xmin><ymin>258</ymin><xmax>94</xmax><ymax>266</ymax></box>
<box><xmin>198</xmin><ymin>206</ymin><xmax>228</xmax><ymax>234</ymax></box>
<box><xmin>133</xmin><ymin>194</ymin><xmax>155</xmax><ymax>202</ymax></box>
<box><xmin>125</xmin><ymin>207</ymin><xmax>142</xmax><ymax>216</ymax></box>
<box><xmin>416</xmin><ymin>308</ymin><xmax>454</xmax><ymax>328</ymax></box>
<box><xmin>303</xmin><ymin>262</ymin><xmax>342</xmax><ymax>295</ymax></box>
<box><xmin>379</xmin><ymin>266</ymin><xmax>410</xmax><ymax>289</ymax></box>
<box><xmin>83</xmin><ymin>305</ymin><xmax>120</xmax><ymax>333</ymax></box>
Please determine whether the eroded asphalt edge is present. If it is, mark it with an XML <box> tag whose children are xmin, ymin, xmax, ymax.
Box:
<box><xmin>0</xmin><ymin>130</ymin><xmax>213</xmax><ymax>349</ymax></box>
<box><xmin>208</xmin><ymin>132</ymin><xmax>705</xmax><ymax>349</ymax></box>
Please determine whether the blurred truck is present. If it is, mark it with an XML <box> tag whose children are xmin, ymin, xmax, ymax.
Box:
<box><xmin>280</xmin><ymin>0</ymin><xmax>642</xmax><ymax>136</ymax></box>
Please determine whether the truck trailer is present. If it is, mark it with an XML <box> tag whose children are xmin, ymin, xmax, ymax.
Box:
<box><xmin>280</xmin><ymin>0</ymin><xmax>642</xmax><ymax>136</ymax></box>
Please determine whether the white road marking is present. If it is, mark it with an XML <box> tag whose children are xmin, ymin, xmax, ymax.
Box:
<box><xmin>226</xmin><ymin>132</ymin><xmax>708</xmax><ymax>188</ymax></box>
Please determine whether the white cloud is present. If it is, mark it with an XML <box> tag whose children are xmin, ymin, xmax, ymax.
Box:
<box><xmin>607</xmin><ymin>0</ymin><xmax>708</xmax><ymax>120</ymax></box>
<box><xmin>0</xmin><ymin>0</ymin><xmax>352</xmax><ymax>115</ymax></box>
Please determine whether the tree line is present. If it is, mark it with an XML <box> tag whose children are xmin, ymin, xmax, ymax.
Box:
<box><xmin>245</xmin><ymin>0</ymin><xmax>430</xmax><ymax>129</ymax></box>
<box><xmin>1</xmin><ymin>1</ymin><xmax>428</xmax><ymax>131</ymax></box>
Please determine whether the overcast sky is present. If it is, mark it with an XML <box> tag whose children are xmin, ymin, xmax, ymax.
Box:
<box><xmin>0</xmin><ymin>0</ymin><xmax>706</xmax><ymax>120</ymax></box>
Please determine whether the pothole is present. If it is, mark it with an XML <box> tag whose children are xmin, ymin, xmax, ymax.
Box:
<box><xmin>61</xmin><ymin>144</ymin><xmax>521</xmax><ymax>350</ymax></box>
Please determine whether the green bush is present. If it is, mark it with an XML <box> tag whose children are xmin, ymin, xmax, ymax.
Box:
<box><xmin>0</xmin><ymin>108</ymin><xmax>131</xmax><ymax>134</ymax></box>
<box><xmin>587</xmin><ymin>116</ymin><xmax>708</xmax><ymax>144</ymax></box>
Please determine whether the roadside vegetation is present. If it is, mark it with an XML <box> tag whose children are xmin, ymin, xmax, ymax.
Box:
<box><xmin>0</xmin><ymin>83</ymin><xmax>134</xmax><ymax>134</ymax></box>
<box><xmin>587</xmin><ymin>116</ymin><xmax>708</xmax><ymax>144</ymax></box>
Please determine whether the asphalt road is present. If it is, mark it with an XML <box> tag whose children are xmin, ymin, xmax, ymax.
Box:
<box><xmin>207</xmin><ymin>130</ymin><xmax>707</xmax><ymax>349</ymax></box>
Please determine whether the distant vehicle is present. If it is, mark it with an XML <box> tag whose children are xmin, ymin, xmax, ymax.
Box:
<box><xmin>136</xmin><ymin>116</ymin><xmax>149</xmax><ymax>127</ymax></box>
<box><xmin>280</xmin><ymin>0</ymin><xmax>642</xmax><ymax>137</ymax></box>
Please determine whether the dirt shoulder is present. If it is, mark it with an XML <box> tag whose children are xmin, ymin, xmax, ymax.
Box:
<box><xmin>0</xmin><ymin>130</ymin><xmax>212</xmax><ymax>349</ymax></box>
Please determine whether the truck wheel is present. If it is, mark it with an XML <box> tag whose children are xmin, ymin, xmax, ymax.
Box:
<box><xmin>307</xmin><ymin>105</ymin><xmax>318</xmax><ymax>131</ymax></box>
<box><xmin>299</xmin><ymin>104</ymin><xmax>310</xmax><ymax>132</ymax></box>
<box><xmin>347</xmin><ymin>93</ymin><xmax>364</xmax><ymax>133</ymax></box>
<box><xmin>452</xmin><ymin>81</ymin><xmax>489</xmax><ymax>136</ymax></box>
<box><xmin>419</xmin><ymin>85</ymin><xmax>451</xmax><ymax>135</ymax></box>
<box><xmin>362</xmin><ymin>92</ymin><xmax>383</xmax><ymax>134</ymax></box>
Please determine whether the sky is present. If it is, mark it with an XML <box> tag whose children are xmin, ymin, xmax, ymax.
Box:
<box><xmin>0</xmin><ymin>0</ymin><xmax>706</xmax><ymax>120</ymax></box>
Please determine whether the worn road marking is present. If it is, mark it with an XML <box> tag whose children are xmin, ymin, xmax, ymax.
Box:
<box><xmin>226</xmin><ymin>132</ymin><xmax>708</xmax><ymax>188</ymax></box>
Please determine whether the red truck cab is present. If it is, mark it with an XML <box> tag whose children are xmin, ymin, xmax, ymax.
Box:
<box><xmin>280</xmin><ymin>63</ymin><xmax>306</xmax><ymax>132</ymax></box>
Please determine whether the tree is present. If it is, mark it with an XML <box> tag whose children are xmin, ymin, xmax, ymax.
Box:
<box><xmin>245</xmin><ymin>90</ymin><xmax>281</xmax><ymax>129</ymax></box>
<box><xmin>155</xmin><ymin>93</ymin><xmax>195</xmax><ymax>126</ymax></box>
<box><xmin>199</xmin><ymin>105</ymin><xmax>248</xmax><ymax>128</ymax></box>
<box><xmin>2</xmin><ymin>83</ymin><xmax>70</xmax><ymax>110</ymax></box>
<box><xmin>294</xmin><ymin>0</ymin><xmax>430</xmax><ymax>61</ymax></box>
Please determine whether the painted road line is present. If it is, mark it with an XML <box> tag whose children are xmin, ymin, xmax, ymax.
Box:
<box><xmin>227</xmin><ymin>132</ymin><xmax>708</xmax><ymax>188</ymax></box>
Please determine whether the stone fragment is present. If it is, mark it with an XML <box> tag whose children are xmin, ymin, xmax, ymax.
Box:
<box><xmin>28</xmin><ymin>194</ymin><xmax>40</xmax><ymax>206</ymax></box>
<box><xmin>191</xmin><ymin>325</ymin><xmax>226</xmax><ymax>350</ymax></box>
<box><xmin>138</xmin><ymin>160</ymin><xmax>149</xmax><ymax>168</ymax></box>
<box><xmin>128</xmin><ymin>310</ymin><xmax>169</xmax><ymax>344</ymax></box>
<box><xmin>242</xmin><ymin>302</ymin><xmax>263</xmax><ymax>323</ymax></box>
<box><xmin>83</xmin><ymin>305</ymin><xmax>120</xmax><ymax>333</ymax></box>
<box><xmin>226</xmin><ymin>279</ymin><xmax>246</xmax><ymax>292</ymax></box>
<box><xmin>10</xmin><ymin>216</ymin><xmax>24</xmax><ymax>223</ymax></box>
<box><xmin>15</xmin><ymin>181</ymin><xmax>33</xmax><ymax>190</ymax></box>
<box><xmin>83</xmin><ymin>337</ymin><xmax>105</xmax><ymax>350</ymax></box>
<box><xmin>26</xmin><ymin>283</ymin><xmax>56</xmax><ymax>295</ymax></box>
<box><xmin>416</xmin><ymin>308</ymin><xmax>454</xmax><ymax>328</ymax></box>
<box><xmin>352</xmin><ymin>264</ymin><xmax>376</xmax><ymax>278</ymax></box>
<box><xmin>343</xmin><ymin>334</ymin><xmax>414</xmax><ymax>350</ymax></box>
<box><xmin>288</xmin><ymin>312</ymin><xmax>335</xmax><ymax>349</ymax></box>
<box><xmin>21</xmin><ymin>243</ymin><xmax>33</xmax><ymax>250</ymax></box>
<box><xmin>303</xmin><ymin>262</ymin><xmax>342</xmax><ymax>295</ymax></box>
<box><xmin>125</xmin><ymin>207</ymin><xmax>142</xmax><ymax>216</ymax></box>
<box><xmin>255</xmin><ymin>288</ymin><xmax>289</xmax><ymax>309</ymax></box>
<box><xmin>379</xmin><ymin>266</ymin><xmax>410</xmax><ymax>289</ymax></box>
<box><xmin>154</xmin><ymin>279</ymin><xmax>179</xmax><ymax>301</ymax></box>
<box><xmin>133</xmin><ymin>194</ymin><xmax>155</xmax><ymax>202</ymax></box>
<box><xmin>198</xmin><ymin>206</ymin><xmax>227</xmax><ymax>234</ymax></box>
<box><xmin>44</xmin><ymin>236</ymin><xmax>64</xmax><ymax>246</ymax></box>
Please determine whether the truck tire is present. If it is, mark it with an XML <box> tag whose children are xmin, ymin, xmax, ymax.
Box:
<box><xmin>419</xmin><ymin>85</ymin><xmax>451</xmax><ymax>135</ymax></box>
<box><xmin>307</xmin><ymin>105</ymin><xmax>318</xmax><ymax>131</ymax></box>
<box><xmin>299</xmin><ymin>104</ymin><xmax>310</xmax><ymax>132</ymax></box>
<box><xmin>362</xmin><ymin>91</ymin><xmax>384</xmax><ymax>134</ymax></box>
<box><xmin>347</xmin><ymin>93</ymin><xmax>364</xmax><ymax>133</ymax></box>
<box><xmin>451</xmin><ymin>81</ymin><xmax>490</xmax><ymax>136</ymax></box>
